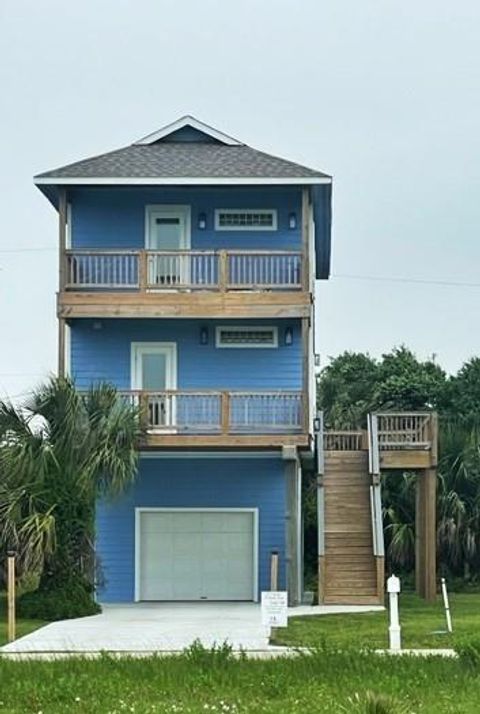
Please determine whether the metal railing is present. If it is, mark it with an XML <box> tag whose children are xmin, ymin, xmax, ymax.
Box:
<box><xmin>121</xmin><ymin>389</ymin><xmax>303</xmax><ymax>434</ymax></box>
<box><xmin>64</xmin><ymin>249</ymin><xmax>303</xmax><ymax>291</ymax></box>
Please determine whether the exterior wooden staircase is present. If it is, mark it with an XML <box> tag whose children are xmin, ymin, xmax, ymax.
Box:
<box><xmin>316</xmin><ymin>413</ymin><xmax>438</xmax><ymax>605</ymax></box>
<box><xmin>322</xmin><ymin>450</ymin><xmax>381</xmax><ymax>604</ymax></box>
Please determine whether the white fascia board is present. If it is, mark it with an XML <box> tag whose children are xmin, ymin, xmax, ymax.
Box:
<box><xmin>34</xmin><ymin>176</ymin><xmax>332</xmax><ymax>186</ymax></box>
<box><xmin>134</xmin><ymin>115</ymin><xmax>243</xmax><ymax>146</ymax></box>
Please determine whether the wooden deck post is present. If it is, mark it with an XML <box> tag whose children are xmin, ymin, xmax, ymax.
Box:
<box><xmin>58</xmin><ymin>189</ymin><xmax>67</xmax><ymax>377</ymax></box>
<box><xmin>221</xmin><ymin>391</ymin><xmax>230</xmax><ymax>434</ymax></box>
<box><xmin>416</xmin><ymin>467</ymin><xmax>437</xmax><ymax>601</ymax></box>
<box><xmin>301</xmin><ymin>187</ymin><xmax>310</xmax><ymax>293</ymax></box>
<box><xmin>138</xmin><ymin>250</ymin><xmax>148</xmax><ymax>291</ymax></box>
<box><xmin>219</xmin><ymin>250</ymin><xmax>228</xmax><ymax>292</ymax></box>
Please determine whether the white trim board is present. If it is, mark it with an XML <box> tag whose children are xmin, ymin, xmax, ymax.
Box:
<box><xmin>134</xmin><ymin>507</ymin><xmax>259</xmax><ymax>602</ymax></box>
<box><xmin>134</xmin><ymin>115</ymin><xmax>244</xmax><ymax>146</ymax></box>
<box><xmin>34</xmin><ymin>176</ymin><xmax>332</xmax><ymax>186</ymax></box>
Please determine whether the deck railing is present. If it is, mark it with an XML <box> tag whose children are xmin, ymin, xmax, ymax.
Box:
<box><xmin>376</xmin><ymin>413</ymin><xmax>433</xmax><ymax>450</ymax></box>
<box><xmin>121</xmin><ymin>390</ymin><xmax>304</xmax><ymax>434</ymax></box>
<box><xmin>64</xmin><ymin>249</ymin><xmax>303</xmax><ymax>291</ymax></box>
<box><xmin>323</xmin><ymin>430</ymin><xmax>364</xmax><ymax>451</ymax></box>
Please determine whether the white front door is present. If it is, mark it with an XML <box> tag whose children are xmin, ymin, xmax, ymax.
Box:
<box><xmin>131</xmin><ymin>343</ymin><xmax>177</xmax><ymax>428</ymax></box>
<box><xmin>146</xmin><ymin>205</ymin><xmax>191</xmax><ymax>286</ymax></box>
<box><xmin>137</xmin><ymin>509</ymin><xmax>257</xmax><ymax>601</ymax></box>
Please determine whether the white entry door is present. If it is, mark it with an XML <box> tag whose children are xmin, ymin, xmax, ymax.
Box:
<box><xmin>137</xmin><ymin>509</ymin><xmax>257</xmax><ymax>601</ymax></box>
<box><xmin>131</xmin><ymin>343</ymin><xmax>177</xmax><ymax>428</ymax></box>
<box><xmin>146</xmin><ymin>205</ymin><xmax>191</xmax><ymax>286</ymax></box>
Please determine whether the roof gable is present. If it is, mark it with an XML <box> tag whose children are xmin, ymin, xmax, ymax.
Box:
<box><xmin>134</xmin><ymin>115</ymin><xmax>243</xmax><ymax>146</ymax></box>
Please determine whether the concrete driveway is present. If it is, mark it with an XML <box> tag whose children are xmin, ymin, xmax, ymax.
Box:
<box><xmin>0</xmin><ymin>602</ymin><xmax>383</xmax><ymax>655</ymax></box>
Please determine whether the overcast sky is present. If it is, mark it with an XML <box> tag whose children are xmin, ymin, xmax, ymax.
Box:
<box><xmin>1</xmin><ymin>0</ymin><xmax>479</xmax><ymax>401</ymax></box>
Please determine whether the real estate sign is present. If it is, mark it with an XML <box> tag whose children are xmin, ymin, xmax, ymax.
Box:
<box><xmin>261</xmin><ymin>591</ymin><xmax>288</xmax><ymax>628</ymax></box>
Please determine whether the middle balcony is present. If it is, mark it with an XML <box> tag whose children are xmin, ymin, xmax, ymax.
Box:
<box><xmin>59</xmin><ymin>249</ymin><xmax>310</xmax><ymax>320</ymax></box>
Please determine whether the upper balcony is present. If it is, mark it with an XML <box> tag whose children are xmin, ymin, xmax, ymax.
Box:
<box><xmin>58</xmin><ymin>247</ymin><xmax>309</xmax><ymax>319</ymax></box>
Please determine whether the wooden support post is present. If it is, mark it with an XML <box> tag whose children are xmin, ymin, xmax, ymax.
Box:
<box><xmin>219</xmin><ymin>250</ymin><xmax>228</xmax><ymax>292</ymax></box>
<box><xmin>284</xmin><ymin>452</ymin><xmax>301</xmax><ymax>606</ymax></box>
<box><xmin>58</xmin><ymin>189</ymin><xmax>67</xmax><ymax>378</ymax></box>
<box><xmin>301</xmin><ymin>317</ymin><xmax>309</xmax><ymax>434</ymax></box>
<box><xmin>270</xmin><ymin>551</ymin><xmax>279</xmax><ymax>591</ymax></box>
<box><xmin>318</xmin><ymin>554</ymin><xmax>326</xmax><ymax>604</ymax></box>
<box><xmin>416</xmin><ymin>468</ymin><xmax>437</xmax><ymax>601</ymax></box>
<box><xmin>139</xmin><ymin>250</ymin><xmax>148</xmax><ymax>291</ymax></box>
<box><xmin>58</xmin><ymin>317</ymin><xmax>66</xmax><ymax>377</ymax></box>
<box><xmin>221</xmin><ymin>391</ymin><xmax>230</xmax><ymax>435</ymax></box>
<box><xmin>301</xmin><ymin>187</ymin><xmax>310</xmax><ymax>293</ymax></box>
<box><xmin>376</xmin><ymin>557</ymin><xmax>385</xmax><ymax>606</ymax></box>
<box><xmin>7</xmin><ymin>551</ymin><xmax>16</xmax><ymax>643</ymax></box>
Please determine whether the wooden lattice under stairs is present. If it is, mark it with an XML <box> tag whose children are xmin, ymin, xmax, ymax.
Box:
<box><xmin>317</xmin><ymin>413</ymin><xmax>438</xmax><ymax>605</ymax></box>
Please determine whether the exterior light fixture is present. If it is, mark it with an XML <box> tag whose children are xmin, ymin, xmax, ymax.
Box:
<box><xmin>284</xmin><ymin>326</ymin><xmax>293</xmax><ymax>346</ymax></box>
<box><xmin>198</xmin><ymin>212</ymin><xmax>207</xmax><ymax>230</ymax></box>
<box><xmin>288</xmin><ymin>212</ymin><xmax>297</xmax><ymax>230</ymax></box>
<box><xmin>200</xmin><ymin>326</ymin><xmax>209</xmax><ymax>345</ymax></box>
<box><xmin>313</xmin><ymin>415</ymin><xmax>322</xmax><ymax>433</ymax></box>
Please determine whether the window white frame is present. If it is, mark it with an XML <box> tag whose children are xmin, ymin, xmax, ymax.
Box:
<box><xmin>134</xmin><ymin>507</ymin><xmax>259</xmax><ymax>602</ymax></box>
<box><xmin>215</xmin><ymin>325</ymin><xmax>278</xmax><ymax>349</ymax></box>
<box><xmin>130</xmin><ymin>342</ymin><xmax>177</xmax><ymax>390</ymax></box>
<box><xmin>144</xmin><ymin>205</ymin><xmax>191</xmax><ymax>249</ymax></box>
<box><xmin>214</xmin><ymin>209</ymin><xmax>277</xmax><ymax>231</ymax></box>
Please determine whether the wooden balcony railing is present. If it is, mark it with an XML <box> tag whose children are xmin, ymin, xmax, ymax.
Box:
<box><xmin>121</xmin><ymin>389</ymin><xmax>304</xmax><ymax>435</ymax></box>
<box><xmin>375</xmin><ymin>413</ymin><xmax>434</xmax><ymax>450</ymax></box>
<box><xmin>323</xmin><ymin>430</ymin><xmax>364</xmax><ymax>451</ymax></box>
<box><xmin>64</xmin><ymin>250</ymin><xmax>304</xmax><ymax>292</ymax></box>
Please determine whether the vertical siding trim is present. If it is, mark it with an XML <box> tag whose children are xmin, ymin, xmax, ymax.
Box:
<box><xmin>134</xmin><ymin>507</ymin><xmax>259</xmax><ymax>602</ymax></box>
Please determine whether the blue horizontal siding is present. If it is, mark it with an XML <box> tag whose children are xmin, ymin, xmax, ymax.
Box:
<box><xmin>96</xmin><ymin>457</ymin><xmax>286</xmax><ymax>602</ymax></box>
<box><xmin>70</xmin><ymin>187</ymin><xmax>302</xmax><ymax>252</ymax></box>
<box><xmin>70</xmin><ymin>318</ymin><xmax>302</xmax><ymax>391</ymax></box>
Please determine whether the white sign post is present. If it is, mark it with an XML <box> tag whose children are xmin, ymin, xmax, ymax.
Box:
<box><xmin>261</xmin><ymin>591</ymin><xmax>288</xmax><ymax>636</ymax></box>
<box><xmin>387</xmin><ymin>574</ymin><xmax>401</xmax><ymax>652</ymax></box>
<box><xmin>441</xmin><ymin>578</ymin><xmax>453</xmax><ymax>634</ymax></box>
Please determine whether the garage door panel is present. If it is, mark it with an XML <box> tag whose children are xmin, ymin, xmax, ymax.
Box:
<box><xmin>138</xmin><ymin>510</ymin><xmax>255</xmax><ymax>601</ymax></box>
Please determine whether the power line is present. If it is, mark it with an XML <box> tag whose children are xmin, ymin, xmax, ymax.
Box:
<box><xmin>332</xmin><ymin>273</ymin><xmax>480</xmax><ymax>289</ymax></box>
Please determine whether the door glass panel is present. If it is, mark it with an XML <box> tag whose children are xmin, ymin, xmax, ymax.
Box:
<box><xmin>150</xmin><ymin>216</ymin><xmax>183</xmax><ymax>250</ymax></box>
<box><xmin>141</xmin><ymin>352</ymin><xmax>167</xmax><ymax>390</ymax></box>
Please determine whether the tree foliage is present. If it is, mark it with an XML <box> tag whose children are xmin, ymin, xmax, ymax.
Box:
<box><xmin>0</xmin><ymin>377</ymin><xmax>140</xmax><ymax>617</ymax></box>
<box><xmin>314</xmin><ymin>347</ymin><xmax>480</xmax><ymax>582</ymax></box>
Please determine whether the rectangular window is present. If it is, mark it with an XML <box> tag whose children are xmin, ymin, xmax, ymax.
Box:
<box><xmin>215</xmin><ymin>326</ymin><xmax>278</xmax><ymax>349</ymax></box>
<box><xmin>214</xmin><ymin>209</ymin><xmax>277</xmax><ymax>231</ymax></box>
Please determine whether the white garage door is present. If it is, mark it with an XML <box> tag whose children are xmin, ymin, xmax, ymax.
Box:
<box><xmin>137</xmin><ymin>509</ymin><xmax>256</xmax><ymax>601</ymax></box>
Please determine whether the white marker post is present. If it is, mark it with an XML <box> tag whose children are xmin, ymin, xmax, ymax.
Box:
<box><xmin>387</xmin><ymin>574</ymin><xmax>401</xmax><ymax>652</ymax></box>
<box><xmin>441</xmin><ymin>578</ymin><xmax>453</xmax><ymax>634</ymax></box>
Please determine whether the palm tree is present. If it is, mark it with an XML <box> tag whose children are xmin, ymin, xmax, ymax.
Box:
<box><xmin>0</xmin><ymin>377</ymin><xmax>139</xmax><ymax>613</ymax></box>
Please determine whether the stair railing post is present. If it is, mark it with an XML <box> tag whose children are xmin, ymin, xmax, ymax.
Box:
<box><xmin>314</xmin><ymin>412</ymin><xmax>325</xmax><ymax>603</ymax></box>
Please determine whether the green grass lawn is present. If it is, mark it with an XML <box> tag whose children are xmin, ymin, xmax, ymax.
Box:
<box><xmin>0</xmin><ymin>646</ymin><xmax>479</xmax><ymax>713</ymax></box>
<box><xmin>272</xmin><ymin>592</ymin><xmax>478</xmax><ymax>650</ymax></box>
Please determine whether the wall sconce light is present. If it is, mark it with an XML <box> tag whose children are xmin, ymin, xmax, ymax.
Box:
<box><xmin>284</xmin><ymin>326</ymin><xmax>293</xmax><ymax>346</ymax></box>
<box><xmin>288</xmin><ymin>212</ymin><xmax>297</xmax><ymax>230</ymax></box>
<box><xmin>198</xmin><ymin>212</ymin><xmax>207</xmax><ymax>230</ymax></box>
<box><xmin>199</xmin><ymin>326</ymin><xmax>209</xmax><ymax>345</ymax></box>
<box><xmin>313</xmin><ymin>415</ymin><xmax>322</xmax><ymax>433</ymax></box>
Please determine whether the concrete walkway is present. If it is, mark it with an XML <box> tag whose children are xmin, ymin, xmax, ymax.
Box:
<box><xmin>0</xmin><ymin>602</ymin><xmax>384</xmax><ymax>655</ymax></box>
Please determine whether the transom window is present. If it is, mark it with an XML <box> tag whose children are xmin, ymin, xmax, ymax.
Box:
<box><xmin>215</xmin><ymin>326</ymin><xmax>278</xmax><ymax>348</ymax></box>
<box><xmin>214</xmin><ymin>209</ymin><xmax>277</xmax><ymax>231</ymax></box>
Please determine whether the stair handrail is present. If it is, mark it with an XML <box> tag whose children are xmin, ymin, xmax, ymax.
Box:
<box><xmin>314</xmin><ymin>412</ymin><xmax>325</xmax><ymax>558</ymax></box>
<box><xmin>368</xmin><ymin>414</ymin><xmax>385</xmax><ymax>558</ymax></box>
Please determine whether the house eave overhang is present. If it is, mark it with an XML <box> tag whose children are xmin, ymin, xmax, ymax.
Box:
<box><xmin>34</xmin><ymin>176</ymin><xmax>332</xmax><ymax>186</ymax></box>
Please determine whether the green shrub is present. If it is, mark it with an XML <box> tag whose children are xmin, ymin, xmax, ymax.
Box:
<box><xmin>455</xmin><ymin>636</ymin><xmax>480</xmax><ymax>669</ymax></box>
<box><xmin>17</xmin><ymin>580</ymin><xmax>101</xmax><ymax>621</ymax></box>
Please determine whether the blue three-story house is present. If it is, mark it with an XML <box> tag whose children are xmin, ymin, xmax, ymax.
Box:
<box><xmin>35</xmin><ymin>116</ymin><xmax>332</xmax><ymax>605</ymax></box>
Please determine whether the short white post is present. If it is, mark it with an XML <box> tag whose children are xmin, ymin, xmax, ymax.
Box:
<box><xmin>441</xmin><ymin>577</ymin><xmax>453</xmax><ymax>634</ymax></box>
<box><xmin>387</xmin><ymin>574</ymin><xmax>401</xmax><ymax>651</ymax></box>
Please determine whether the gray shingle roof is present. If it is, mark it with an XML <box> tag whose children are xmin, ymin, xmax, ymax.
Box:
<box><xmin>35</xmin><ymin>144</ymin><xmax>330</xmax><ymax>182</ymax></box>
